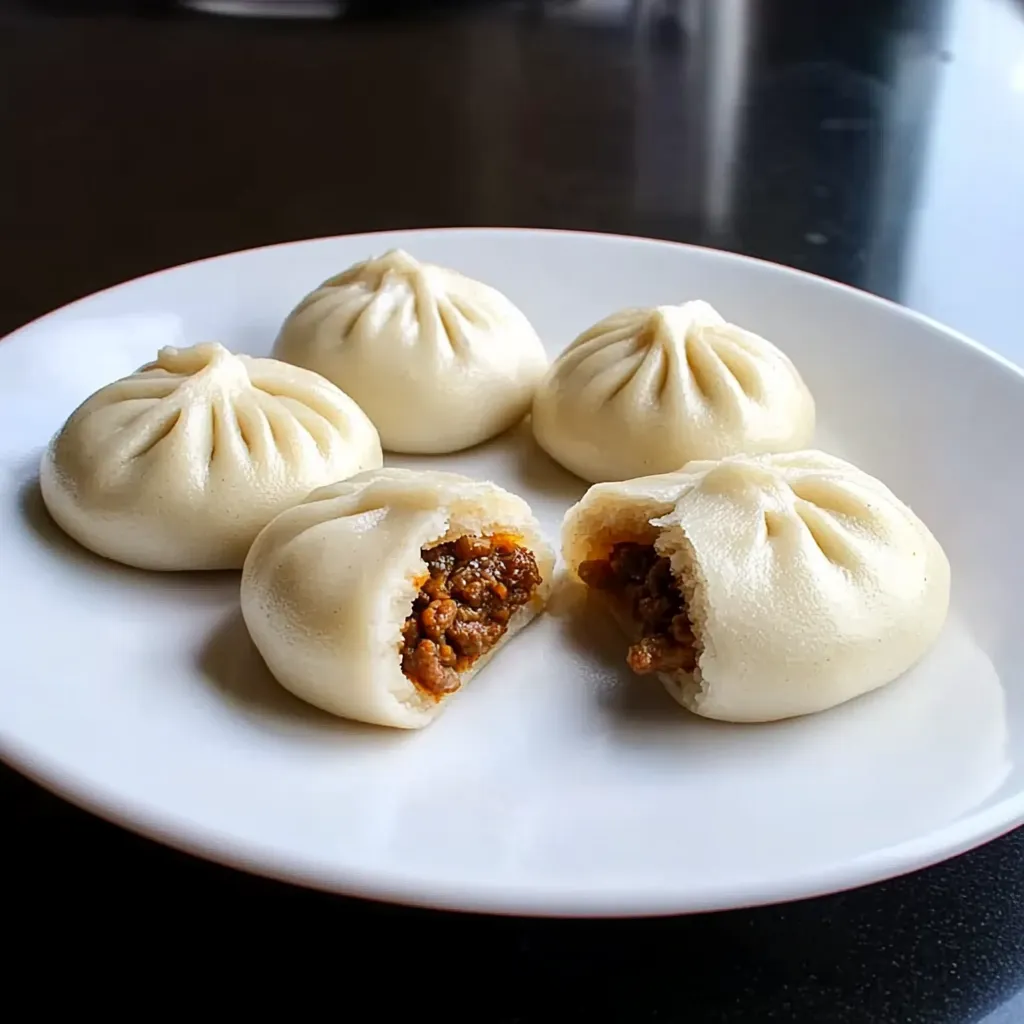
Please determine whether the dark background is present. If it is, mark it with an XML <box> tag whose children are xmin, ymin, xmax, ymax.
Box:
<box><xmin>2</xmin><ymin>1</ymin><xmax>1023</xmax><ymax>1020</ymax></box>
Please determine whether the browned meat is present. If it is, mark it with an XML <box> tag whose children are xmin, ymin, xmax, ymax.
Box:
<box><xmin>578</xmin><ymin>541</ymin><xmax>698</xmax><ymax>676</ymax></box>
<box><xmin>400</xmin><ymin>535</ymin><xmax>542</xmax><ymax>698</ymax></box>
<box><xmin>401</xmin><ymin>636</ymin><xmax>461</xmax><ymax>695</ymax></box>
<box><xmin>626</xmin><ymin>635</ymin><xmax>697</xmax><ymax>674</ymax></box>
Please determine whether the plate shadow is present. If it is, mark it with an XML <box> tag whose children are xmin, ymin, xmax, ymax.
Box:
<box><xmin>18</xmin><ymin>471</ymin><xmax>147</xmax><ymax>579</ymax></box>
<box><xmin>198</xmin><ymin>609</ymin><xmax>402</xmax><ymax>749</ymax></box>
<box><xmin>552</xmin><ymin>578</ymin><xmax>685</xmax><ymax>725</ymax></box>
<box><xmin>512</xmin><ymin>417</ymin><xmax>588</xmax><ymax>507</ymax></box>
<box><xmin>197</xmin><ymin>609</ymin><xmax>346</xmax><ymax>733</ymax></box>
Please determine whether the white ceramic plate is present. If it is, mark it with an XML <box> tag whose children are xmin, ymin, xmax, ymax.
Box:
<box><xmin>1</xmin><ymin>228</ymin><xmax>1021</xmax><ymax>917</ymax></box>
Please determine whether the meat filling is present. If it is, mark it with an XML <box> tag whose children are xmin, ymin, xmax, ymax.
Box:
<box><xmin>577</xmin><ymin>542</ymin><xmax>697</xmax><ymax>676</ymax></box>
<box><xmin>401</xmin><ymin>535</ymin><xmax>542</xmax><ymax>698</ymax></box>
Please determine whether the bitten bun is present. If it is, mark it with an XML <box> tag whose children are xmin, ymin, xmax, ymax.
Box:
<box><xmin>241</xmin><ymin>467</ymin><xmax>555</xmax><ymax>729</ymax></box>
<box><xmin>562</xmin><ymin>450</ymin><xmax>950</xmax><ymax>722</ymax></box>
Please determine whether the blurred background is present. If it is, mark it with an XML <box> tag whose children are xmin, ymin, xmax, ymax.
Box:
<box><xmin>4</xmin><ymin>0</ymin><xmax>1023</xmax><ymax>351</ymax></box>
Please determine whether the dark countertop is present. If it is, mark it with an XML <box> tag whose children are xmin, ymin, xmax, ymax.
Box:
<box><xmin>2</xmin><ymin>1</ymin><xmax>1023</xmax><ymax>1019</ymax></box>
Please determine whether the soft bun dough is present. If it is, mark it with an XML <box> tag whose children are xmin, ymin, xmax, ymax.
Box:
<box><xmin>532</xmin><ymin>300</ymin><xmax>815</xmax><ymax>483</ymax></box>
<box><xmin>40</xmin><ymin>342</ymin><xmax>383</xmax><ymax>570</ymax></box>
<box><xmin>563</xmin><ymin>450</ymin><xmax>950</xmax><ymax>722</ymax></box>
<box><xmin>272</xmin><ymin>249</ymin><xmax>550</xmax><ymax>454</ymax></box>
<box><xmin>241</xmin><ymin>467</ymin><xmax>556</xmax><ymax>729</ymax></box>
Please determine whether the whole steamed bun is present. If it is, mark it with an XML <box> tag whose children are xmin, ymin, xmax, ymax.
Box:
<box><xmin>272</xmin><ymin>249</ymin><xmax>550</xmax><ymax>455</ymax></box>
<box><xmin>40</xmin><ymin>342</ymin><xmax>382</xmax><ymax>571</ymax></box>
<box><xmin>533</xmin><ymin>300</ymin><xmax>815</xmax><ymax>483</ymax></box>
<box><xmin>562</xmin><ymin>450</ymin><xmax>950</xmax><ymax>722</ymax></box>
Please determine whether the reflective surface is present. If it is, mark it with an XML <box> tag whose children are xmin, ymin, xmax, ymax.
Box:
<box><xmin>2</xmin><ymin>0</ymin><xmax>1023</xmax><ymax>1019</ymax></box>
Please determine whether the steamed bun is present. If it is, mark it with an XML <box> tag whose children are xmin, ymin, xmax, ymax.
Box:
<box><xmin>242</xmin><ymin>467</ymin><xmax>555</xmax><ymax>729</ymax></box>
<box><xmin>272</xmin><ymin>249</ymin><xmax>550</xmax><ymax>454</ymax></box>
<box><xmin>40</xmin><ymin>342</ymin><xmax>383</xmax><ymax>570</ymax></box>
<box><xmin>532</xmin><ymin>300</ymin><xmax>815</xmax><ymax>483</ymax></box>
<box><xmin>562</xmin><ymin>450</ymin><xmax>950</xmax><ymax>722</ymax></box>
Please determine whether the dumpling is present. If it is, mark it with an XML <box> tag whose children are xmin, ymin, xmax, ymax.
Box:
<box><xmin>39</xmin><ymin>342</ymin><xmax>382</xmax><ymax>571</ymax></box>
<box><xmin>562</xmin><ymin>450</ymin><xmax>950</xmax><ymax>722</ymax></box>
<box><xmin>532</xmin><ymin>300</ymin><xmax>815</xmax><ymax>483</ymax></box>
<box><xmin>241</xmin><ymin>467</ymin><xmax>555</xmax><ymax>729</ymax></box>
<box><xmin>272</xmin><ymin>249</ymin><xmax>549</xmax><ymax>454</ymax></box>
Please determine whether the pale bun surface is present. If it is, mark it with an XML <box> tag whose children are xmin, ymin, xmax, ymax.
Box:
<box><xmin>242</xmin><ymin>467</ymin><xmax>555</xmax><ymax>729</ymax></box>
<box><xmin>563</xmin><ymin>450</ymin><xmax>951</xmax><ymax>722</ymax></box>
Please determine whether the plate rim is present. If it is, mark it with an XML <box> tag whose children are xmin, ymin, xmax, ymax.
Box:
<box><xmin>3</xmin><ymin>226</ymin><xmax>1022</xmax><ymax>918</ymax></box>
<box><xmin>5</xmin><ymin>225</ymin><xmax>1024</xmax><ymax>392</ymax></box>
<box><xmin>5</xmin><ymin>726</ymin><xmax>1021</xmax><ymax>918</ymax></box>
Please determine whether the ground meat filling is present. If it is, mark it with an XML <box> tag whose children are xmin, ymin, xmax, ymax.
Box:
<box><xmin>400</xmin><ymin>535</ymin><xmax>542</xmax><ymax>698</ymax></box>
<box><xmin>577</xmin><ymin>542</ymin><xmax>697</xmax><ymax>676</ymax></box>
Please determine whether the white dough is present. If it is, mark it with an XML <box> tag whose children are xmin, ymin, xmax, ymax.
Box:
<box><xmin>241</xmin><ymin>467</ymin><xmax>556</xmax><ymax>729</ymax></box>
<box><xmin>562</xmin><ymin>450</ymin><xmax>951</xmax><ymax>722</ymax></box>
<box><xmin>40</xmin><ymin>342</ymin><xmax>383</xmax><ymax>571</ymax></box>
<box><xmin>532</xmin><ymin>300</ymin><xmax>815</xmax><ymax>483</ymax></box>
<box><xmin>272</xmin><ymin>249</ymin><xmax>550</xmax><ymax>454</ymax></box>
